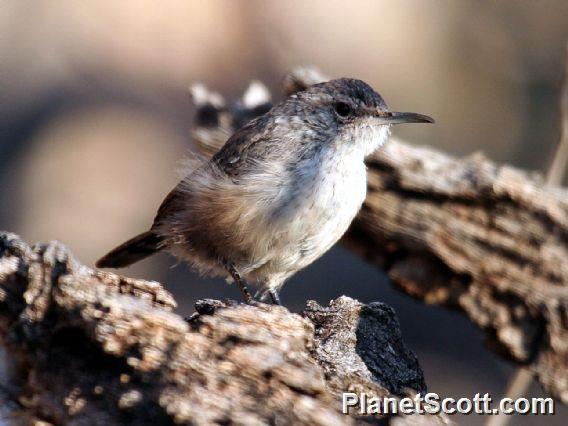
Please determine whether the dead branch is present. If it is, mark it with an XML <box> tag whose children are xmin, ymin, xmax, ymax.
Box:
<box><xmin>190</xmin><ymin>68</ymin><xmax>568</xmax><ymax>405</ymax></box>
<box><xmin>347</xmin><ymin>138</ymin><xmax>568</xmax><ymax>404</ymax></box>
<box><xmin>0</xmin><ymin>232</ymin><xmax>446</xmax><ymax>425</ymax></box>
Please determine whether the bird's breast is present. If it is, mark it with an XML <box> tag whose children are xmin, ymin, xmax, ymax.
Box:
<box><xmin>303</xmin><ymin>150</ymin><xmax>367</xmax><ymax>232</ymax></box>
<box><xmin>264</xmin><ymin>148</ymin><xmax>367</xmax><ymax>268</ymax></box>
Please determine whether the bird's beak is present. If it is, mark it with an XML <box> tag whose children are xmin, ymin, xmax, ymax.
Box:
<box><xmin>376</xmin><ymin>111</ymin><xmax>434</xmax><ymax>125</ymax></box>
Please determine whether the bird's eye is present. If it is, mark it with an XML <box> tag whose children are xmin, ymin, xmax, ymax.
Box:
<box><xmin>334</xmin><ymin>101</ymin><xmax>352</xmax><ymax>118</ymax></box>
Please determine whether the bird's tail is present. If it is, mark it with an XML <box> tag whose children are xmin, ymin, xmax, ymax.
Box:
<box><xmin>96</xmin><ymin>231</ymin><xmax>164</xmax><ymax>268</ymax></box>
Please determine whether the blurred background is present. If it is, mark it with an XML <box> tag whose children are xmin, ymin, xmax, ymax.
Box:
<box><xmin>1</xmin><ymin>1</ymin><xmax>567</xmax><ymax>424</ymax></box>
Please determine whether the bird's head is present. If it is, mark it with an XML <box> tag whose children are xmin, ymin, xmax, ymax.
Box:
<box><xmin>284</xmin><ymin>78</ymin><xmax>434</xmax><ymax>156</ymax></box>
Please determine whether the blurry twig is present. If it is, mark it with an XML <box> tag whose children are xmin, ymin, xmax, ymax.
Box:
<box><xmin>546</xmin><ymin>41</ymin><xmax>568</xmax><ymax>186</ymax></box>
<box><xmin>487</xmin><ymin>44</ymin><xmax>568</xmax><ymax>426</ymax></box>
<box><xmin>486</xmin><ymin>367</ymin><xmax>534</xmax><ymax>426</ymax></box>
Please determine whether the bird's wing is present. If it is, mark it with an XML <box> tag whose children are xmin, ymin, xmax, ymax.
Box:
<box><xmin>152</xmin><ymin>112</ymin><xmax>283</xmax><ymax>227</ymax></box>
<box><xmin>212</xmin><ymin>114</ymin><xmax>278</xmax><ymax>179</ymax></box>
<box><xmin>151</xmin><ymin>185</ymin><xmax>186</xmax><ymax>229</ymax></box>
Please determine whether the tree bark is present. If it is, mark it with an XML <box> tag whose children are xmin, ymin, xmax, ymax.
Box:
<box><xmin>344</xmin><ymin>139</ymin><xmax>568</xmax><ymax>404</ymax></box>
<box><xmin>0</xmin><ymin>233</ymin><xmax>445</xmax><ymax>425</ymax></box>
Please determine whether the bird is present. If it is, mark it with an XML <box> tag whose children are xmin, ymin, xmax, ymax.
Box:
<box><xmin>96</xmin><ymin>78</ymin><xmax>433</xmax><ymax>305</ymax></box>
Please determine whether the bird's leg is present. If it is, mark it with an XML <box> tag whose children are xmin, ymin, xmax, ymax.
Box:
<box><xmin>268</xmin><ymin>289</ymin><xmax>282</xmax><ymax>306</ymax></box>
<box><xmin>225</xmin><ymin>263</ymin><xmax>254</xmax><ymax>304</ymax></box>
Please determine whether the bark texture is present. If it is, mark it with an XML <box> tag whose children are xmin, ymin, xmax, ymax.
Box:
<box><xmin>346</xmin><ymin>139</ymin><xmax>568</xmax><ymax>404</ymax></box>
<box><xmin>190</xmin><ymin>68</ymin><xmax>568</xmax><ymax>404</ymax></box>
<box><xmin>0</xmin><ymin>233</ymin><xmax>445</xmax><ymax>425</ymax></box>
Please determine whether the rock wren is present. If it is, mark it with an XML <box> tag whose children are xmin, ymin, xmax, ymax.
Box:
<box><xmin>97</xmin><ymin>78</ymin><xmax>433</xmax><ymax>304</ymax></box>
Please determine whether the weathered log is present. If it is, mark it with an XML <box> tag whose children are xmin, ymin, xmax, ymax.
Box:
<box><xmin>190</xmin><ymin>68</ymin><xmax>568</xmax><ymax>404</ymax></box>
<box><xmin>0</xmin><ymin>232</ymin><xmax>445</xmax><ymax>425</ymax></box>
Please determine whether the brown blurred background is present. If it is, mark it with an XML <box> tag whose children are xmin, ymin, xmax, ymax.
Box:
<box><xmin>1</xmin><ymin>1</ymin><xmax>567</xmax><ymax>424</ymax></box>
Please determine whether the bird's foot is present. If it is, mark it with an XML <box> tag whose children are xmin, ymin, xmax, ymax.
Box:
<box><xmin>224</xmin><ymin>262</ymin><xmax>256</xmax><ymax>305</ymax></box>
<box><xmin>256</xmin><ymin>289</ymin><xmax>282</xmax><ymax>306</ymax></box>
<box><xmin>268</xmin><ymin>289</ymin><xmax>282</xmax><ymax>305</ymax></box>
